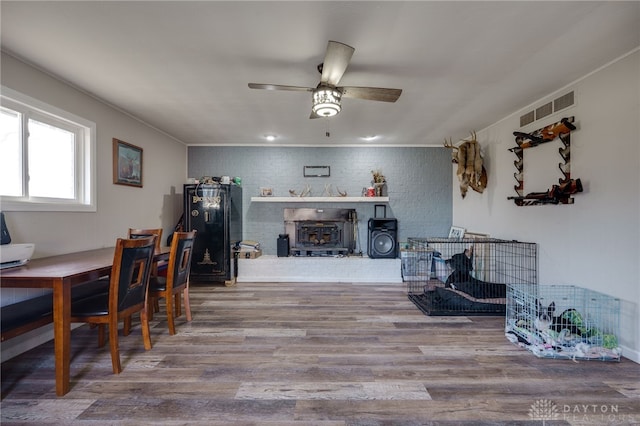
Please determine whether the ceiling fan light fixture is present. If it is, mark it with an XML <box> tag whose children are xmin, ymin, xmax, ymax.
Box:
<box><xmin>312</xmin><ymin>87</ymin><xmax>342</xmax><ymax>117</ymax></box>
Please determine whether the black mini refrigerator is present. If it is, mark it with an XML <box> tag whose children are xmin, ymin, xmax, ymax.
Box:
<box><xmin>183</xmin><ymin>183</ymin><xmax>242</xmax><ymax>283</ymax></box>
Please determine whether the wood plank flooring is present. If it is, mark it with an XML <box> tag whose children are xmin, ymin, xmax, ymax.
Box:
<box><xmin>2</xmin><ymin>281</ymin><xmax>639</xmax><ymax>425</ymax></box>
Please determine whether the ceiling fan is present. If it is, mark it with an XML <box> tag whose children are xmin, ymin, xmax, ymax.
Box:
<box><xmin>248</xmin><ymin>40</ymin><xmax>402</xmax><ymax>118</ymax></box>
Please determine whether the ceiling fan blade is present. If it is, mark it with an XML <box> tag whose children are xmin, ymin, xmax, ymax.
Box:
<box><xmin>320</xmin><ymin>41</ymin><xmax>355</xmax><ymax>86</ymax></box>
<box><xmin>340</xmin><ymin>86</ymin><xmax>402</xmax><ymax>103</ymax></box>
<box><xmin>248</xmin><ymin>83</ymin><xmax>313</xmax><ymax>92</ymax></box>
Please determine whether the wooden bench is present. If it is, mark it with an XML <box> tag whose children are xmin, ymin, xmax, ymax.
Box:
<box><xmin>1</xmin><ymin>281</ymin><xmax>109</xmax><ymax>342</ymax></box>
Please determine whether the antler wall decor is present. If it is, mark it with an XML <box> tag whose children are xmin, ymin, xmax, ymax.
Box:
<box><xmin>444</xmin><ymin>131</ymin><xmax>487</xmax><ymax>198</ymax></box>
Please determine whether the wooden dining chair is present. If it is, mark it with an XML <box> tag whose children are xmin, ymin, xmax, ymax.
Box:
<box><xmin>127</xmin><ymin>228</ymin><xmax>163</xmax><ymax>261</ymax></box>
<box><xmin>148</xmin><ymin>231</ymin><xmax>196</xmax><ymax>335</ymax></box>
<box><xmin>127</xmin><ymin>228</ymin><xmax>164</xmax><ymax>322</ymax></box>
<box><xmin>70</xmin><ymin>236</ymin><xmax>156</xmax><ymax>374</ymax></box>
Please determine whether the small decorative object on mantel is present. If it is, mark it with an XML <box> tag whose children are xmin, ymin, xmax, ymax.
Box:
<box><xmin>259</xmin><ymin>187</ymin><xmax>273</xmax><ymax>197</ymax></box>
<box><xmin>371</xmin><ymin>169</ymin><xmax>387</xmax><ymax>196</ymax></box>
<box><xmin>444</xmin><ymin>131</ymin><xmax>487</xmax><ymax>198</ymax></box>
<box><xmin>507</xmin><ymin>116</ymin><xmax>581</xmax><ymax>206</ymax></box>
<box><xmin>289</xmin><ymin>184</ymin><xmax>348</xmax><ymax>197</ymax></box>
<box><xmin>300</xmin><ymin>185</ymin><xmax>311</xmax><ymax>197</ymax></box>
<box><xmin>289</xmin><ymin>184</ymin><xmax>312</xmax><ymax>197</ymax></box>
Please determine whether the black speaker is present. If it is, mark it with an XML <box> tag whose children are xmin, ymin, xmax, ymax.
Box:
<box><xmin>368</xmin><ymin>218</ymin><xmax>398</xmax><ymax>259</ymax></box>
<box><xmin>277</xmin><ymin>234</ymin><xmax>290</xmax><ymax>257</ymax></box>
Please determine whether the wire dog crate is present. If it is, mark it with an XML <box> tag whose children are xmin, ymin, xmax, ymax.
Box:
<box><xmin>506</xmin><ymin>284</ymin><xmax>621</xmax><ymax>361</ymax></box>
<box><xmin>402</xmin><ymin>238</ymin><xmax>537</xmax><ymax>316</ymax></box>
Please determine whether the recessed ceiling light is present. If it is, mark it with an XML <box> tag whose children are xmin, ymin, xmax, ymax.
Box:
<box><xmin>362</xmin><ymin>135</ymin><xmax>378</xmax><ymax>141</ymax></box>
<box><xmin>265</xmin><ymin>135</ymin><xmax>276</xmax><ymax>142</ymax></box>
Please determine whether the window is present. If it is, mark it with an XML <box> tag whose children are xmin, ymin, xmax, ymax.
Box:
<box><xmin>0</xmin><ymin>87</ymin><xmax>96</xmax><ymax>212</ymax></box>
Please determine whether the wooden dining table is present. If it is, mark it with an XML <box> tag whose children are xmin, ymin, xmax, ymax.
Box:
<box><xmin>0</xmin><ymin>246</ymin><xmax>170</xmax><ymax>396</ymax></box>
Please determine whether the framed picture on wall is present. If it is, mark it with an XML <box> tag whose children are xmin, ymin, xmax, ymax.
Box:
<box><xmin>303</xmin><ymin>165</ymin><xmax>330</xmax><ymax>177</ymax></box>
<box><xmin>448</xmin><ymin>226</ymin><xmax>465</xmax><ymax>239</ymax></box>
<box><xmin>113</xmin><ymin>138</ymin><xmax>143</xmax><ymax>187</ymax></box>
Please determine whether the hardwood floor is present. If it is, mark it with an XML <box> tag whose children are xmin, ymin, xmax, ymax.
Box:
<box><xmin>2</xmin><ymin>281</ymin><xmax>639</xmax><ymax>425</ymax></box>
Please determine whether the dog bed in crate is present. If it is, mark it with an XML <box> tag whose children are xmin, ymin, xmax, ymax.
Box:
<box><xmin>404</xmin><ymin>238</ymin><xmax>537</xmax><ymax>316</ymax></box>
<box><xmin>409</xmin><ymin>280</ymin><xmax>506</xmax><ymax>316</ymax></box>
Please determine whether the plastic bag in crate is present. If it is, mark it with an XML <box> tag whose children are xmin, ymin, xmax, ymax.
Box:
<box><xmin>432</xmin><ymin>255</ymin><xmax>453</xmax><ymax>282</ymax></box>
<box><xmin>401</xmin><ymin>248</ymin><xmax>433</xmax><ymax>280</ymax></box>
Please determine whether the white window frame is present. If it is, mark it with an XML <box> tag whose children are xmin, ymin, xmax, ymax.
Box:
<box><xmin>0</xmin><ymin>86</ymin><xmax>96</xmax><ymax>212</ymax></box>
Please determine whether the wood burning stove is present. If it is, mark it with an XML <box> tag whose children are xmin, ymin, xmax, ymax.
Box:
<box><xmin>284</xmin><ymin>208</ymin><xmax>356</xmax><ymax>256</ymax></box>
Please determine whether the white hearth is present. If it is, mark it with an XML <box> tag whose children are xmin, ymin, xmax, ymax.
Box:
<box><xmin>237</xmin><ymin>255</ymin><xmax>402</xmax><ymax>283</ymax></box>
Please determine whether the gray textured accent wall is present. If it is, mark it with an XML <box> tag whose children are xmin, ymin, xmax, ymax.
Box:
<box><xmin>188</xmin><ymin>146</ymin><xmax>452</xmax><ymax>255</ymax></box>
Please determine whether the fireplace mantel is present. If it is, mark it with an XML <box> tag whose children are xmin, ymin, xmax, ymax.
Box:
<box><xmin>250</xmin><ymin>196</ymin><xmax>389</xmax><ymax>203</ymax></box>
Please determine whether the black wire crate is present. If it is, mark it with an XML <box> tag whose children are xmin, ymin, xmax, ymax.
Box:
<box><xmin>403</xmin><ymin>237</ymin><xmax>537</xmax><ymax>316</ymax></box>
<box><xmin>400</xmin><ymin>239</ymin><xmax>434</xmax><ymax>294</ymax></box>
<box><xmin>506</xmin><ymin>284</ymin><xmax>621</xmax><ymax>361</ymax></box>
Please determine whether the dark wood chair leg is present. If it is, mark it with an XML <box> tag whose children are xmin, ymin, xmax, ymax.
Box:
<box><xmin>108</xmin><ymin>319</ymin><xmax>122</xmax><ymax>374</ymax></box>
<box><xmin>141</xmin><ymin>309</ymin><xmax>152</xmax><ymax>350</ymax></box>
<box><xmin>166</xmin><ymin>292</ymin><xmax>176</xmax><ymax>336</ymax></box>
<box><xmin>183</xmin><ymin>289</ymin><xmax>192</xmax><ymax>322</ymax></box>
<box><xmin>98</xmin><ymin>324</ymin><xmax>106</xmax><ymax>348</ymax></box>
<box><xmin>175</xmin><ymin>293</ymin><xmax>182</xmax><ymax>317</ymax></box>
<box><xmin>148</xmin><ymin>297</ymin><xmax>155</xmax><ymax>321</ymax></box>
<box><xmin>123</xmin><ymin>316</ymin><xmax>132</xmax><ymax>336</ymax></box>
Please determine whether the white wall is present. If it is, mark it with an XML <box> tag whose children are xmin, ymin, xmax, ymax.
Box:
<box><xmin>1</xmin><ymin>53</ymin><xmax>188</xmax><ymax>360</ymax></box>
<box><xmin>453</xmin><ymin>50</ymin><xmax>640</xmax><ymax>362</ymax></box>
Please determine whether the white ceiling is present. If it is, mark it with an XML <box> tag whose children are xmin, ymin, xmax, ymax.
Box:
<box><xmin>1</xmin><ymin>1</ymin><xmax>638</xmax><ymax>147</ymax></box>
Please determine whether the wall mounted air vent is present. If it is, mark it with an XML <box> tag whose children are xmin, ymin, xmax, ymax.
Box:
<box><xmin>554</xmin><ymin>91</ymin><xmax>574</xmax><ymax>112</ymax></box>
<box><xmin>535</xmin><ymin>102</ymin><xmax>553</xmax><ymax>120</ymax></box>
<box><xmin>519</xmin><ymin>91</ymin><xmax>574</xmax><ymax>128</ymax></box>
<box><xmin>520</xmin><ymin>111</ymin><xmax>535</xmax><ymax>127</ymax></box>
